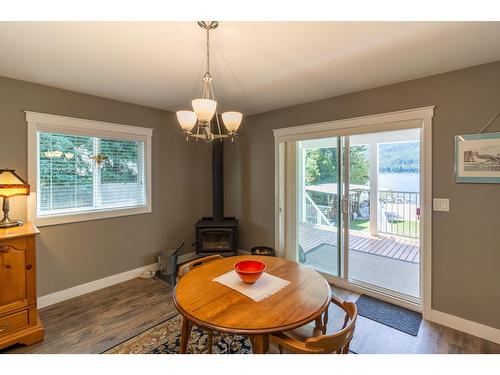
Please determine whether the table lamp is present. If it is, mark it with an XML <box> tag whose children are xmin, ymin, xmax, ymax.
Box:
<box><xmin>0</xmin><ymin>169</ymin><xmax>30</xmax><ymax>228</ymax></box>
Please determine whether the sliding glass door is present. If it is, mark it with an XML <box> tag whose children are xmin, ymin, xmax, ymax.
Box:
<box><xmin>296</xmin><ymin>137</ymin><xmax>342</xmax><ymax>276</ymax></box>
<box><xmin>279</xmin><ymin>128</ymin><xmax>422</xmax><ymax>304</ymax></box>
<box><xmin>347</xmin><ymin>130</ymin><xmax>421</xmax><ymax>301</ymax></box>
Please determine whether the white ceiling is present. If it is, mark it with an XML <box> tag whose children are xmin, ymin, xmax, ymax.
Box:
<box><xmin>1</xmin><ymin>22</ymin><xmax>500</xmax><ymax>115</ymax></box>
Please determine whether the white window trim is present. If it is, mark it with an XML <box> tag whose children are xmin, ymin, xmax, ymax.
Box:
<box><xmin>26</xmin><ymin>111</ymin><xmax>153</xmax><ymax>226</ymax></box>
<box><xmin>273</xmin><ymin>106</ymin><xmax>434</xmax><ymax>318</ymax></box>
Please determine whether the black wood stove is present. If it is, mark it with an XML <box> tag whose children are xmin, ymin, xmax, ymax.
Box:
<box><xmin>195</xmin><ymin>141</ymin><xmax>238</xmax><ymax>256</ymax></box>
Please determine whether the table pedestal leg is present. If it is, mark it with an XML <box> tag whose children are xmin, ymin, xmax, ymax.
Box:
<box><xmin>180</xmin><ymin>316</ymin><xmax>192</xmax><ymax>354</ymax></box>
<box><xmin>251</xmin><ymin>334</ymin><xmax>269</xmax><ymax>354</ymax></box>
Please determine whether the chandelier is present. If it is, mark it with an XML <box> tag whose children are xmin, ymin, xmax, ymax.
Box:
<box><xmin>176</xmin><ymin>21</ymin><xmax>243</xmax><ymax>142</ymax></box>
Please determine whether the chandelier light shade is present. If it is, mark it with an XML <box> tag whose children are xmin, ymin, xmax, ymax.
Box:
<box><xmin>222</xmin><ymin>111</ymin><xmax>243</xmax><ymax>133</ymax></box>
<box><xmin>176</xmin><ymin>21</ymin><xmax>243</xmax><ymax>142</ymax></box>
<box><xmin>176</xmin><ymin>110</ymin><xmax>197</xmax><ymax>132</ymax></box>
<box><xmin>192</xmin><ymin>98</ymin><xmax>217</xmax><ymax>123</ymax></box>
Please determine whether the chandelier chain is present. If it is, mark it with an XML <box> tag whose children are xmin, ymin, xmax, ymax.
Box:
<box><xmin>206</xmin><ymin>26</ymin><xmax>210</xmax><ymax>74</ymax></box>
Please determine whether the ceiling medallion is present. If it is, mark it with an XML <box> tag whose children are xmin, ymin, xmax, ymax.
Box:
<box><xmin>176</xmin><ymin>21</ymin><xmax>243</xmax><ymax>143</ymax></box>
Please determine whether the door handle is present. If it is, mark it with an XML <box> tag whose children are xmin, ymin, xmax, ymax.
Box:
<box><xmin>342</xmin><ymin>197</ymin><xmax>349</xmax><ymax>216</ymax></box>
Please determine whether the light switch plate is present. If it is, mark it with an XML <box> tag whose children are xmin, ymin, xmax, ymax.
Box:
<box><xmin>433</xmin><ymin>198</ymin><xmax>450</xmax><ymax>212</ymax></box>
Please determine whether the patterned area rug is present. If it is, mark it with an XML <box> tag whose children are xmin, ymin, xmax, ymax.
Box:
<box><xmin>104</xmin><ymin>314</ymin><xmax>253</xmax><ymax>354</ymax></box>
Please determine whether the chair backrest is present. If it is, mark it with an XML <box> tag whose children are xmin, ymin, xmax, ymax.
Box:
<box><xmin>177</xmin><ymin>255</ymin><xmax>223</xmax><ymax>280</ymax></box>
<box><xmin>304</xmin><ymin>296</ymin><xmax>358</xmax><ymax>354</ymax></box>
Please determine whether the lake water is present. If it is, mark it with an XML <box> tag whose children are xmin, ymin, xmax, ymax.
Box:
<box><xmin>379</xmin><ymin>172</ymin><xmax>420</xmax><ymax>192</ymax></box>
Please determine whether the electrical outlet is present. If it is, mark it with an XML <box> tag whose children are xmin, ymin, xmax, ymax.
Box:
<box><xmin>433</xmin><ymin>198</ymin><xmax>450</xmax><ymax>212</ymax></box>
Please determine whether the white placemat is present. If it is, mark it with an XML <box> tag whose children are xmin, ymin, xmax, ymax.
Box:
<box><xmin>213</xmin><ymin>270</ymin><xmax>290</xmax><ymax>302</ymax></box>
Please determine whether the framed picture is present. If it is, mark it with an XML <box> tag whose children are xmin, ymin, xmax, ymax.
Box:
<box><xmin>455</xmin><ymin>132</ymin><xmax>500</xmax><ymax>183</ymax></box>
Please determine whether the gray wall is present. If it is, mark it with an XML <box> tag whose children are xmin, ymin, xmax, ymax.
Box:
<box><xmin>0</xmin><ymin>76</ymin><xmax>213</xmax><ymax>296</ymax></box>
<box><xmin>225</xmin><ymin>61</ymin><xmax>500</xmax><ymax>329</ymax></box>
<box><xmin>1</xmin><ymin>60</ymin><xmax>499</xmax><ymax>329</ymax></box>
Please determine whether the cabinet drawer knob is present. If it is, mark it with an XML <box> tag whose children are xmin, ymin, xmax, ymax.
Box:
<box><xmin>26</xmin><ymin>264</ymin><xmax>33</xmax><ymax>270</ymax></box>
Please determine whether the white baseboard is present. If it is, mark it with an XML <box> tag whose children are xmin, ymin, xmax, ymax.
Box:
<box><xmin>37</xmin><ymin>263</ymin><xmax>160</xmax><ymax>308</ymax></box>
<box><xmin>37</xmin><ymin>251</ymin><xmax>200</xmax><ymax>309</ymax></box>
<box><xmin>429</xmin><ymin>309</ymin><xmax>500</xmax><ymax>344</ymax></box>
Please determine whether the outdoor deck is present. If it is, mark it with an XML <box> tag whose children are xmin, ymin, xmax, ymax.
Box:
<box><xmin>299</xmin><ymin>223</ymin><xmax>420</xmax><ymax>263</ymax></box>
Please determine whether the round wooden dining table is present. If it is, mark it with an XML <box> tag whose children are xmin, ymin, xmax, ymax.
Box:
<box><xmin>173</xmin><ymin>255</ymin><xmax>332</xmax><ymax>354</ymax></box>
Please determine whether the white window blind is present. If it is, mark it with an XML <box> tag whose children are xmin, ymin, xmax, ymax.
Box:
<box><xmin>26</xmin><ymin>112</ymin><xmax>152</xmax><ymax>226</ymax></box>
<box><xmin>38</xmin><ymin>132</ymin><xmax>146</xmax><ymax>216</ymax></box>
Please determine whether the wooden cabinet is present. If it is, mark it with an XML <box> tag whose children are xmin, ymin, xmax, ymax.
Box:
<box><xmin>0</xmin><ymin>223</ymin><xmax>43</xmax><ymax>349</ymax></box>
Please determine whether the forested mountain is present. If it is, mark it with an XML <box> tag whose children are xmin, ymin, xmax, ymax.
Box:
<box><xmin>379</xmin><ymin>142</ymin><xmax>420</xmax><ymax>173</ymax></box>
<box><xmin>305</xmin><ymin>141</ymin><xmax>419</xmax><ymax>186</ymax></box>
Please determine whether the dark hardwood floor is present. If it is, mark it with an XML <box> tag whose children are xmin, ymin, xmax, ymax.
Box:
<box><xmin>3</xmin><ymin>277</ymin><xmax>176</xmax><ymax>354</ymax></box>
<box><xmin>2</xmin><ymin>277</ymin><xmax>499</xmax><ymax>354</ymax></box>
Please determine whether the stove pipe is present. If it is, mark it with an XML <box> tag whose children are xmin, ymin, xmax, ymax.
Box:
<box><xmin>212</xmin><ymin>140</ymin><xmax>224</xmax><ymax>222</ymax></box>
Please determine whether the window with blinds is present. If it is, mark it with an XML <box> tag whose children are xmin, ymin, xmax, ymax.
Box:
<box><xmin>39</xmin><ymin>132</ymin><xmax>146</xmax><ymax>216</ymax></box>
<box><xmin>26</xmin><ymin>112</ymin><xmax>152</xmax><ymax>226</ymax></box>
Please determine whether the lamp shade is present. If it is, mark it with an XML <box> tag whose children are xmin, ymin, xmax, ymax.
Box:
<box><xmin>0</xmin><ymin>169</ymin><xmax>30</xmax><ymax>198</ymax></box>
<box><xmin>176</xmin><ymin>110</ymin><xmax>197</xmax><ymax>132</ymax></box>
<box><xmin>222</xmin><ymin>112</ymin><xmax>243</xmax><ymax>133</ymax></box>
<box><xmin>192</xmin><ymin>99</ymin><xmax>217</xmax><ymax>123</ymax></box>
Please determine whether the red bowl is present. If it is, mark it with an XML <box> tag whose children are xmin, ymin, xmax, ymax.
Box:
<box><xmin>233</xmin><ymin>260</ymin><xmax>266</xmax><ymax>284</ymax></box>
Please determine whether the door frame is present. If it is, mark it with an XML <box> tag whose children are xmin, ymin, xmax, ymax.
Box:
<box><xmin>273</xmin><ymin>106</ymin><xmax>434</xmax><ymax>318</ymax></box>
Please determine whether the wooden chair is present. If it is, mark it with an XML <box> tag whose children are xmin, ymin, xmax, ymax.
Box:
<box><xmin>269</xmin><ymin>295</ymin><xmax>357</xmax><ymax>354</ymax></box>
<box><xmin>177</xmin><ymin>255</ymin><xmax>223</xmax><ymax>353</ymax></box>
